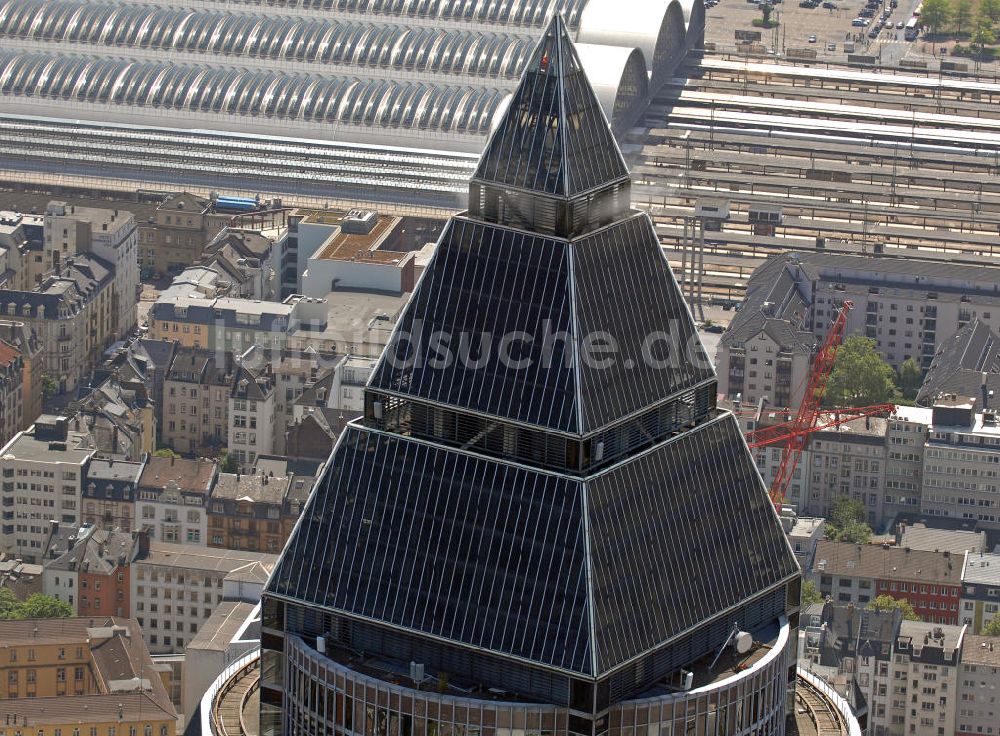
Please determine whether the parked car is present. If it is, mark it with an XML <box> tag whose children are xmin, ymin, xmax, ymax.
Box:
<box><xmin>703</xmin><ymin>324</ymin><xmax>725</xmax><ymax>334</ymax></box>
<box><xmin>896</xmin><ymin>19</ymin><xmax>904</xmax><ymax>27</ymax></box>
<box><xmin>808</xmin><ymin>34</ymin><xmax>818</xmax><ymax>42</ymax></box>
<box><xmin>827</xmin><ymin>42</ymin><xmax>837</xmax><ymax>50</ymax></box>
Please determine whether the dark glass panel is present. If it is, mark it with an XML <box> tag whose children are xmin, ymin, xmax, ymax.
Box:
<box><xmin>585</xmin><ymin>414</ymin><xmax>799</xmax><ymax>674</ymax></box>
<box><xmin>572</xmin><ymin>213</ymin><xmax>715</xmax><ymax>434</ymax></box>
<box><xmin>266</xmin><ymin>426</ymin><xmax>594</xmax><ymax>674</ymax></box>
<box><xmin>369</xmin><ymin>217</ymin><xmax>579</xmax><ymax>433</ymax></box>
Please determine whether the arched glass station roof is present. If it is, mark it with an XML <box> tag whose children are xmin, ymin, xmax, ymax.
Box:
<box><xmin>170</xmin><ymin>0</ymin><xmax>591</xmax><ymax>28</ymax></box>
<box><xmin>0</xmin><ymin>51</ymin><xmax>506</xmax><ymax>133</ymax></box>
<box><xmin>0</xmin><ymin>1</ymin><xmax>538</xmax><ymax>80</ymax></box>
<box><xmin>0</xmin><ymin>0</ymin><xmax>702</xmax><ymax>209</ymax></box>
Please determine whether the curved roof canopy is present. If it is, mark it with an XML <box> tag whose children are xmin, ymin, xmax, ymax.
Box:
<box><xmin>0</xmin><ymin>50</ymin><xmax>507</xmax><ymax>134</ymax></box>
<box><xmin>0</xmin><ymin>1</ymin><xmax>540</xmax><ymax>80</ymax></box>
<box><xmin>577</xmin><ymin>0</ymin><xmax>689</xmax><ymax>78</ymax></box>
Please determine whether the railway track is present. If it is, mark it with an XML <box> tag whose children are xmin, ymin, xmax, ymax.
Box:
<box><xmin>795</xmin><ymin>675</ymin><xmax>848</xmax><ymax>736</ymax></box>
<box><xmin>633</xmin><ymin>52</ymin><xmax>1000</xmax><ymax>303</ymax></box>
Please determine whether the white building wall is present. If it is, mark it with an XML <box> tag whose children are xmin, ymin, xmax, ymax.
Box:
<box><xmin>302</xmin><ymin>258</ymin><xmax>402</xmax><ymax>297</ymax></box>
<box><xmin>137</xmin><ymin>495</ymin><xmax>207</xmax><ymax>546</ymax></box>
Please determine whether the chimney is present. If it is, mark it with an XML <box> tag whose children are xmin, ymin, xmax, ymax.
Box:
<box><xmin>983</xmin><ymin>373</ymin><xmax>989</xmax><ymax>412</ymax></box>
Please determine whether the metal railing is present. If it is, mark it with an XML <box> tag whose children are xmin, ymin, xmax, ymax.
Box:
<box><xmin>200</xmin><ymin>649</ymin><xmax>261</xmax><ymax>736</ymax></box>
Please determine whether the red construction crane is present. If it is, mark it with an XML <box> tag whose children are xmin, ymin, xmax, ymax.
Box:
<box><xmin>744</xmin><ymin>300</ymin><xmax>894</xmax><ymax>511</ymax></box>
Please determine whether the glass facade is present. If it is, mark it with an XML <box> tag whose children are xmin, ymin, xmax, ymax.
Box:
<box><xmin>262</xmin><ymin>14</ymin><xmax>800</xmax><ymax>735</ymax></box>
<box><xmin>472</xmin><ymin>19</ymin><xmax>629</xmax><ymax>197</ymax></box>
<box><xmin>280</xmin><ymin>618</ymin><xmax>791</xmax><ymax>736</ymax></box>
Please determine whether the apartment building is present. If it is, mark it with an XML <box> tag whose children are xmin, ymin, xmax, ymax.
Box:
<box><xmin>890</xmin><ymin>621</ymin><xmax>963</xmax><ymax>736</ymax></box>
<box><xmin>0</xmin><ymin>339</ymin><xmax>23</xmax><ymax>448</ymax></box>
<box><xmin>921</xmin><ymin>395</ymin><xmax>1000</xmax><ymax>529</ymax></box>
<box><xmin>201</xmin><ymin>226</ymin><xmax>279</xmax><ymax>301</ymax></box>
<box><xmin>956</xmin><ymin>635</ymin><xmax>1000</xmax><ymax>736</ymax></box>
<box><xmin>148</xmin><ymin>293</ymin><xmax>328</xmax><ymax>355</ymax></box>
<box><xmin>131</xmin><ymin>541</ymin><xmax>276</xmax><ymax>654</ymax></box>
<box><xmin>136</xmin><ymin>456</ymin><xmax>217</xmax><ymax>545</ymax></box>
<box><xmin>73</xmin><ymin>376</ymin><xmax>155</xmax><ymax>461</ymax></box>
<box><xmin>720</xmin><ymin>253</ymin><xmax>1000</xmax><ymax>410</ymax></box>
<box><xmin>813</xmin><ymin>540</ymin><xmax>962</xmax><ymax>623</ymax></box>
<box><xmin>228</xmin><ymin>364</ymin><xmax>275</xmax><ymax>472</ymax></box>
<box><xmin>919</xmin><ymin>319</ymin><xmax>1000</xmax><ymax>407</ymax></box>
<box><xmin>805</xmin><ymin>414</ymin><xmax>889</xmax><ymax>522</ymax></box>
<box><xmin>41</xmin><ymin>201</ymin><xmax>139</xmax><ymax>337</ymax></box>
<box><xmin>42</xmin><ymin>526</ymin><xmax>139</xmax><ymax>618</ymax></box>
<box><xmin>161</xmin><ymin>347</ymin><xmax>234</xmax><ymax>455</ymax></box>
<box><xmin>0</xmin><ymin>210</ymin><xmax>40</xmax><ymax>293</ymax></box>
<box><xmin>0</xmin><ymin>254</ymin><xmax>118</xmax><ymax>393</ymax></box>
<box><xmin>141</xmin><ymin>192</ymin><xmax>228</xmax><ymax>276</ymax></box>
<box><xmin>0</xmin><ymin>320</ymin><xmax>42</xmax><ymax>431</ymax></box>
<box><xmin>884</xmin><ymin>406</ymin><xmax>932</xmax><ymax>521</ymax></box>
<box><xmin>960</xmin><ymin>552</ymin><xmax>1000</xmax><ymax>633</ymax></box>
<box><xmin>207</xmin><ymin>471</ymin><xmax>292</xmax><ymax>554</ymax></box>
<box><xmin>0</xmin><ymin>416</ymin><xmax>95</xmax><ymax>563</ymax></box>
<box><xmin>800</xmin><ymin>604</ymin><xmax>900</xmax><ymax>734</ymax></box>
<box><xmin>0</xmin><ymin>617</ymin><xmax>176</xmax><ymax>734</ymax></box>
<box><xmin>81</xmin><ymin>458</ymin><xmax>144</xmax><ymax>532</ymax></box>
<box><xmin>104</xmin><ymin>338</ymin><xmax>177</xmax><ymax>440</ymax></box>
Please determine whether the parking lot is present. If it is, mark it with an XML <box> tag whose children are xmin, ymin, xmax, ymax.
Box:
<box><xmin>704</xmin><ymin>0</ymin><xmax>923</xmax><ymax>64</ymax></box>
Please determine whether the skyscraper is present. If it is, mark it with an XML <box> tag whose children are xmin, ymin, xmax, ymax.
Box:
<box><xmin>260</xmin><ymin>16</ymin><xmax>801</xmax><ymax>736</ymax></box>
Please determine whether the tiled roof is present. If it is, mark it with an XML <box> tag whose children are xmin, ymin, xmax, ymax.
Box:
<box><xmin>814</xmin><ymin>540</ymin><xmax>961</xmax><ymax>585</ymax></box>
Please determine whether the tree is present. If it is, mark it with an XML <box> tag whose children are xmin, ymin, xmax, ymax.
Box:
<box><xmin>0</xmin><ymin>591</ymin><xmax>73</xmax><ymax>620</ymax></box>
<box><xmin>802</xmin><ymin>579</ymin><xmax>824</xmax><ymax>605</ymax></box>
<box><xmin>11</xmin><ymin>594</ymin><xmax>73</xmax><ymax>620</ymax></box>
<box><xmin>897</xmin><ymin>358</ymin><xmax>923</xmax><ymax>400</ymax></box>
<box><xmin>41</xmin><ymin>374</ymin><xmax>59</xmax><ymax>400</ymax></box>
<box><xmin>823</xmin><ymin>336</ymin><xmax>899</xmax><ymax>408</ymax></box>
<box><xmin>954</xmin><ymin>0</ymin><xmax>974</xmax><ymax>34</ymax></box>
<box><xmin>868</xmin><ymin>594</ymin><xmax>921</xmax><ymax>620</ymax></box>
<box><xmin>981</xmin><ymin>0</ymin><xmax>1000</xmax><ymax>24</ymax></box>
<box><xmin>922</xmin><ymin>0</ymin><xmax>953</xmax><ymax>36</ymax></box>
<box><xmin>153</xmin><ymin>448</ymin><xmax>180</xmax><ymax>459</ymax></box>
<box><xmin>825</xmin><ymin>495</ymin><xmax>874</xmax><ymax>544</ymax></box>
<box><xmin>0</xmin><ymin>587</ymin><xmax>18</xmax><ymax>618</ymax></box>
<box><xmin>217</xmin><ymin>450</ymin><xmax>238</xmax><ymax>474</ymax></box>
<box><xmin>983</xmin><ymin>615</ymin><xmax>1000</xmax><ymax>636</ymax></box>
<box><xmin>761</xmin><ymin>2</ymin><xmax>774</xmax><ymax>25</ymax></box>
<box><xmin>971</xmin><ymin>12</ymin><xmax>998</xmax><ymax>53</ymax></box>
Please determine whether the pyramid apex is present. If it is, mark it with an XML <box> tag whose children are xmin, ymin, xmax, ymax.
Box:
<box><xmin>471</xmin><ymin>10</ymin><xmax>629</xmax><ymax>200</ymax></box>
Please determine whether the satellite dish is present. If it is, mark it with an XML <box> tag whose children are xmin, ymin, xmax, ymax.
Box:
<box><xmin>735</xmin><ymin>631</ymin><xmax>753</xmax><ymax>654</ymax></box>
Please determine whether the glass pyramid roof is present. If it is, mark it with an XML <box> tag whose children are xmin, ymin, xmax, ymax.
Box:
<box><xmin>472</xmin><ymin>14</ymin><xmax>629</xmax><ymax>197</ymax></box>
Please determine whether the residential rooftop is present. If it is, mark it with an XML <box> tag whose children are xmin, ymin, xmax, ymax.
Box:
<box><xmin>139</xmin><ymin>456</ymin><xmax>217</xmax><ymax>493</ymax></box>
<box><xmin>0</xmin><ymin>423</ymin><xmax>94</xmax><ymax>463</ymax></box>
<box><xmin>962</xmin><ymin>634</ymin><xmax>1000</xmax><ymax>666</ymax></box>
<box><xmin>899</xmin><ymin>525</ymin><xmax>986</xmax><ymax>556</ymax></box>
<box><xmin>963</xmin><ymin>552</ymin><xmax>1000</xmax><ymax>586</ymax></box>
<box><xmin>212</xmin><ymin>471</ymin><xmax>290</xmax><ymax>505</ymax></box>
<box><xmin>314</xmin><ymin>215</ymin><xmax>406</xmax><ymax>264</ymax></box>
<box><xmin>813</xmin><ymin>540</ymin><xmax>962</xmax><ymax>585</ymax></box>
<box><xmin>137</xmin><ymin>541</ymin><xmax>278</xmax><ymax>573</ymax></box>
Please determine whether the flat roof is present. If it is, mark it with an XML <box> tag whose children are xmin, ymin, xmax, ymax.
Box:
<box><xmin>138</xmin><ymin>541</ymin><xmax>278</xmax><ymax>573</ymax></box>
<box><xmin>314</xmin><ymin>216</ymin><xmax>405</xmax><ymax>264</ymax></box>
<box><xmin>1</xmin><ymin>426</ymin><xmax>94</xmax><ymax>463</ymax></box>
